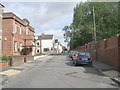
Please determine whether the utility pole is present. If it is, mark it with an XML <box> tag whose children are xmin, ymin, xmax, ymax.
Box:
<box><xmin>93</xmin><ymin>6</ymin><xmax>97</xmax><ymax>61</ymax></box>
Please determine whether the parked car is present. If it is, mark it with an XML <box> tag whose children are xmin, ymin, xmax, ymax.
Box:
<box><xmin>68</xmin><ymin>51</ymin><xmax>74</xmax><ymax>58</ymax></box>
<box><xmin>71</xmin><ymin>51</ymin><xmax>78</xmax><ymax>60</ymax></box>
<box><xmin>72</xmin><ymin>51</ymin><xmax>93</xmax><ymax>66</ymax></box>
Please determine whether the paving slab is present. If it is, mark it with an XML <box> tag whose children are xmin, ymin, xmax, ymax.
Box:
<box><xmin>93</xmin><ymin>61</ymin><xmax>117</xmax><ymax>71</ymax></box>
<box><xmin>92</xmin><ymin>60</ymin><xmax>120</xmax><ymax>85</ymax></box>
<box><xmin>0</xmin><ymin>69</ymin><xmax>21</xmax><ymax>77</ymax></box>
<box><xmin>102</xmin><ymin>70</ymin><xmax>120</xmax><ymax>77</ymax></box>
<box><xmin>0</xmin><ymin>74</ymin><xmax>8</xmax><ymax>85</ymax></box>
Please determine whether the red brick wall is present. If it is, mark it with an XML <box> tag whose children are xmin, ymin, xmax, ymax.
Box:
<box><xmin>2</xmin><ymin>19</ymin><xmax>13</xmax><ymax>56</ymax></box>
<box><xmin>76</xmin><ymin>34</ymin><xmax>120</xmax><ymax>68</ymax></box>
<box><xmin>97</xmin><ymin>35</ymin><xmax>118</xmax><ymax>67</ymax></box>
<box><xmin>14</xmin><ymin>21</ymin><xmax>24</xmax><ymax>56</ymax></box>
<box><xmin>25</xmin><ymin>27</ymin><xmax>35</xmax><ymax>56</ymax></box>
<box><xmin>118</xmin><ymin>34</ymin><xmax>120</xmax><ymax>69</ymax></box>
<box><xmin>2</xmin><ymin>13</ymin><xmax>35</xmax><ymax>56</ymax></box>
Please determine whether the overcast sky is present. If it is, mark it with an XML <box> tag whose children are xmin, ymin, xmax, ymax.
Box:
<box><xmin>2</xmin><ymin>2</ymin><xmax>82</xmax><ymax>47</ymax></box>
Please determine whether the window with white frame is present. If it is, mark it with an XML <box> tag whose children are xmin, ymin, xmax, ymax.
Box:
<box><xmin>26</xmin><ymin>27</ymin><xmax>28</xmax><ymax>35</ymax></box>
<box><xmin>37</xmin><ymin>42</ymin><xmax>39</xmax><ymax>46</ymax></box>
<box><xmin>14</xmin><ymin>24</ymin><xmax>17</xmax><ymax>34</ymax></box>
<box><xmin>37</xmin><ymin>49</ymin><xmax>40</xmax><ymax>54</ymax></box>
<box><xmin>44</xmin><ymin>48</ymin><xmax>49</xmax><ymax>52</ymax></box>
<box><xmin>20</xmin><ymin>26</ymin><xmax>22</xmax><ymax>34</ymax></box>
<box><xmin>20</xmin><ymin>43</ymin><xmax>22</xmax><ymax>51</ymax></box>
<box><xmin>14</xmin><ymin>42</ymin><xmax>18</xmax><ymax>52</ymax></box>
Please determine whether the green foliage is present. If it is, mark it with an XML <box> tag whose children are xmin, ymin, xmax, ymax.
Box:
<box><xmin>63</xmin><ymin>2</ymin><xmax>119</xmax><ymax>49</ymax></box>
<box><xmin>20</xmin><ymin>47</ymin><xmax>32</xmax><ymax>55</ymax></box>
<box><xmin>0</xmin><ymin>56</ymin><xmax>9</xmax><ymax>62</ymax></box>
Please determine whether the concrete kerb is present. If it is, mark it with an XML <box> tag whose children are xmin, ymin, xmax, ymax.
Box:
<box><xmin>92</xmin><ymin>61</ymin><xmax>120</xmax><ymax>85</ymax></box>
<box><xmin>0</xmin><ymin>74</ymin><xmax>8</xmax><ymax>85</ymax></box>
<box><xmin>111</xmin><ymin>77</ymin><xmax>120</xmax><ymax>86</ymax></box>
<box><xmin>92</xmin><ymin>63</ymin><xmax>105</xmax><ymax>76</ymax></box>
<box><xmin>34</xmin><ymin>55</ymin><xmax>47</xmax><ymax>61</ymax></box>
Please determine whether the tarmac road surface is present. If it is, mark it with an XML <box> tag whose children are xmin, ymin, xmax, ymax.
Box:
<box><xmin>2</xmin><ymin>55</ymin><xmax>118</xmax><ymax>88</ymax></box>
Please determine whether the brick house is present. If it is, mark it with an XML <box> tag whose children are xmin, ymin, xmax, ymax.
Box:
<box><xmin>0</xmin><ymin>3</ymin><xmax>4</xmax><ymax>56</ymax></box>
<box><xmin>2</xmin><ymin>12</ymin><xmax>35</xmax><ymax>56</ymax></box>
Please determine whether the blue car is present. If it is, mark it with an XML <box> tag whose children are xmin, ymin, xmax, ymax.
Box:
<box><xmin>72</xmin><ymin>51</ymin><xmax>93</xmax><ymax>66</ymax></box>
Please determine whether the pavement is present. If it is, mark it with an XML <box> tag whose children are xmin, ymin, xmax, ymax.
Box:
<box><xmin>93</xmin><ymin>60</ymin><xmax>120</xmax><ymax>85</ymax></box>
<box><xmin>0</xmin><ymin>55</ymin><xmax>47</xmax><ymax>86</ymax></box>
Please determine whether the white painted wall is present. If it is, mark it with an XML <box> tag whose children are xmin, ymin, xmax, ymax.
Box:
<box><xmin>58</xmin><ymin>44</ymin><xmax>63</xmax><ymax>53</ymax></box>
<box><xmin>54</xmin><ymin>43</ymin><xmax>63</xmax><ymax>54</ymax></box>
<box><xmin>41</xmin><ymin>39</ymin><xmax>53</xmax><ymax>54</ymax></box>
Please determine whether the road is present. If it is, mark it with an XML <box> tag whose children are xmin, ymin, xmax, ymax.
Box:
<box><xmin>2</xmin><ymin>55</ymin><xmax>118</xmax><ymax>88</ymax></box>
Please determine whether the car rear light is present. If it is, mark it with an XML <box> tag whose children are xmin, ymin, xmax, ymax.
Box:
<box><xmin>76</xmin><ymin>56</ymin><xmax>80</xmax><ymax>60</ymax></box>
<box><xmin>91</xmin><ymin>57</ymin><xmax>93</xmax><ymax>60</ymax></box>
<box><xmin>88</xmin><ymin>57</ymin><xmax>93</xmax><ymax>60</ymax></box>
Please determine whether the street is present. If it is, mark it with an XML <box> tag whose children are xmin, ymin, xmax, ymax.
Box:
<box><xmin>2</xmin><ymin>55</ymin><xmax>117</xmax><ymax>88</ymax></box>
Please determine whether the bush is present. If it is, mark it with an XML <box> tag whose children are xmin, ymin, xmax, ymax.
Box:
<box><xmin>0</xmin><ymin>56</ymin><xmax>9</xmax><ymax>62</ymax></box>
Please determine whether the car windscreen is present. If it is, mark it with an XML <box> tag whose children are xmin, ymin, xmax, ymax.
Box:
<box><xmin>78</xmin><ymin>52</ymin><xmax>90</xmax><ymax>56</ymax></box>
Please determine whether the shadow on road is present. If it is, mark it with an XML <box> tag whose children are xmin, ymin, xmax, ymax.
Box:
<box><xmin>66</xmin><ymin>57</ymin><xmax>104</xmax><ymax>76</ymax></box>
<box><xmin>83</xmin><ymin>66</ymin><xmax>104</xmax><ymax>76</ymax></box>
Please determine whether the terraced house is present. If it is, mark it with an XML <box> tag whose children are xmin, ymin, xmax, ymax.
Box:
<box><xmin>0</xmin><ymin>3</ymin><xmax>4</xmax><ymax>56</ymax></box>
<box><xmin>2</xmin><ymin>12</ymin><xmax>35</xmax><ymax>56</ymax></box>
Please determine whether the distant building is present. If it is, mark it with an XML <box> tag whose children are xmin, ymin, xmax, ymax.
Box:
<box><xmin>2</xmin><ymin>12</ymin><xmax>35</xmax><ymax>56</ymax></box>
<box><xmin>54</xmin><ymin>40</ymin><xmax>63</xmax><ymax>54</ymax></box>
<box><xmin>0</xmin><ymin>3</ymin><xmax>4</xmax><ymax>56</ymax></box>
<box><xmin>67</xmin><ymin>43</ymin><xmax>70</xmax><ymax>51</ymax></box>
<box><xmin>35</xmin><ymin>34</ymin><xmax>54</xmax><ymax>55</ymax></box>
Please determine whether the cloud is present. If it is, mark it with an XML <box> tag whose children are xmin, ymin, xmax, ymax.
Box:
<box><xmin>3</xmin><ymin>2</ymin><xmax>78</xmax><ymax>46</ymax></box>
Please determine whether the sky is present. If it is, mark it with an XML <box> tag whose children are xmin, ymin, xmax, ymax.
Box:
<box><xmin>2</xmin><ymin>2</ymin><xmax>85</xmax><ymax>47</ymax></box>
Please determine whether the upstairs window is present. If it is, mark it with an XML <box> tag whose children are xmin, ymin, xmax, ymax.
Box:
<box><xmin>20</xmin><ymin>26</ymin><xmax>22</xmax><ymax>34</ymax></box>
<box><xmin>26</xmin><ymin>27</ymin><xmax>28</xmax><ymax>35</ymax></box>
<box><xmin>37</xmin><ymin>42</ymin><xmax>39</xmax><ymax>46</ymax></box>
<box><xmin>14</xmin><ymin>23</ymin><xmax>17</xmax><ymax>34</ymax></box>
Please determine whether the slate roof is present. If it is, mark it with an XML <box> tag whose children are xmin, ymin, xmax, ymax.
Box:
<box><xmin>38</xmin><ymin>35</ymin><xmax>53</xmax><ymax>40</ymax></box>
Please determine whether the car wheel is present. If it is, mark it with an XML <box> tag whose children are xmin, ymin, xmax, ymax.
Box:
<box><xmin>89</xmin><ymin>62</ymin><xmax>92</xmax><ymax>66</ymax></box>
<box><xmin>73</xmin><ymin>60</ymin><xmax>75</xmax><ymax>64</ymax></box>
<box><xmin>74</xmin><ymin>61</ymin><xmax>78</xmax><ymax>66</ymax></box>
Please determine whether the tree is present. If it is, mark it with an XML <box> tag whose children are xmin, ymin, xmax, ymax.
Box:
<box><xmin>63</xmin><ymin>2</ymin><xmax>119</xmax><ymax>50</ymax></box>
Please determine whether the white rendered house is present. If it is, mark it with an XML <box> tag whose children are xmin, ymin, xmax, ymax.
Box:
<box><xmin>35</xmin><ymin>34</ymin><xmax>55</xmax><ymax>55</ymax></box>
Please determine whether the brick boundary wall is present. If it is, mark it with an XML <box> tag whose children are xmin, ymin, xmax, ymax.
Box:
<box><xmin>12</xmin><ymin>56</ymin><xmax>24</xmax><ymax>66</ymax></box>
<box><xmin>117</xmin><ymin>34</ymin><xmax>119</xmax><ymax>70</ymax></box>
<box><xmin>11</xmin><ymin>56</ymin><xmax>34</xmax><ymax>66</ymax></box>
<box><xmin>75</xmin><ymin>34</ymin><xmax>120</xmax><ymax>68</ymax></box>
